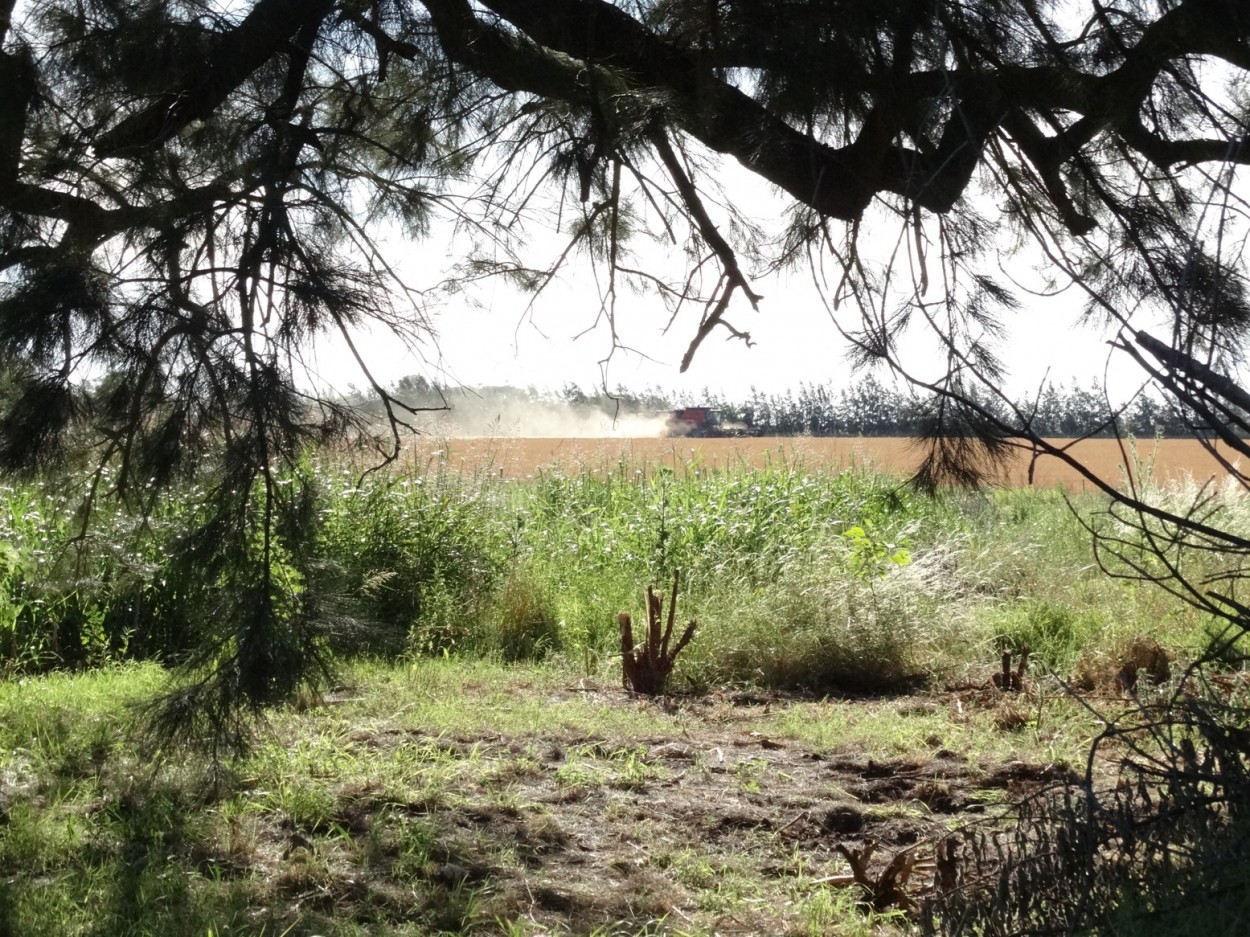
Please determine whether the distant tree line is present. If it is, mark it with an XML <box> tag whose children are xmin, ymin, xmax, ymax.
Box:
<box><xmin>681</xmin><ymin>375</ymin><xmax>1207</xmax><ymax>439</ymax></box>
<box><xmin>383</xmin><ymin>373</ymin><xmax>1228</xmax><ymax>439</ymax></box>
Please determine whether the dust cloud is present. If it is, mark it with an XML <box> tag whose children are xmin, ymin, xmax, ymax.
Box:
<box><xmin>408</xmin><ymin>388</ymin><xmax>674</xmax><ymax>438</ymax></box>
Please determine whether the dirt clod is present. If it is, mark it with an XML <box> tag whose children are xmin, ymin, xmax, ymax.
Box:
<box><xmin>823</xmin><ymin>804</ymin><xmax>866</xmax><ymax>834</ymax></box>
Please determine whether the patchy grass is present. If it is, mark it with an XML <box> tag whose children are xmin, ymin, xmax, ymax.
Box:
<box><xmin>2</xmin><ymin>454</ymin><xmax>1243</xmax><ymax>932</ymax></box>
<box><xmin>0</xmin><ymin>657</ymin><xmax>1114</xmax><ymax>936</ymax></box>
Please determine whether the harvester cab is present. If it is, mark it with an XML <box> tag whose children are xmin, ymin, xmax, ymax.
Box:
<box><xmin>665</xmin><ymin>407</ymin><xmax>729</xmax><ymax>437</ymax></box>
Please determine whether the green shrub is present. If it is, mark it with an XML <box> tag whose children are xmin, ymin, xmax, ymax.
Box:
<box><xmin>715</xmin><ymin>584</ymin><xmax>926</xmax><ymax>694</ymax></box>
<box><xmin>316</xmin><ymin>470</ymin><xmax>506</xmax><ymax>654</ymax></box>
<box><xmin>687</xmin><ymin>531</ymin><xmax>974</xmax><ymax>694</ymax></box>
<box><xmin>0</xmin><ymin>475</ymin><xmax>203</xmax><ymax>673</ymax></box>
<box><xmin>0</xmin><ymin>444</ymin><xmax>1230</xmax><ymax>701</ymax></box>
<box><xmin>991</xmin><ymin>598</ymin><xmax>1106</xmax><ymax>672</ymax></box>
<box><xmin>487</xmin><ymin>570</ymin><xmax>561</xmax><ymax>661</ymax></box>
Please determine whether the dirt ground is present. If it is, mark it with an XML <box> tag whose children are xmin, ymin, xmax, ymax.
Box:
<box><xmin>259</xmin><ymin>681</ymin><xmax>1083</xmax><ymax>935</ymax></box>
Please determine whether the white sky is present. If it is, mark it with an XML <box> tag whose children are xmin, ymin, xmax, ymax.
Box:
<box><xmin>309</xmin><ymin>159</ymin><xmax>1148</xmax><ymax>405</ymax></box>
<box><xmin>411</xmin><ymin>260</ymin><xmax>1120</xmax><ymax>400</ymax></box>
<box><xmin>315</xmin><ymin>259</ymin><xmax>1131</xmax><ymax>410</ymax></box>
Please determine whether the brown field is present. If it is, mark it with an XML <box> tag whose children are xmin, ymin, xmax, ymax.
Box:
<box><xmin>400</xmin><ymin>435</ymin><xmax>1242</xmax><ymax>490</ymax></box>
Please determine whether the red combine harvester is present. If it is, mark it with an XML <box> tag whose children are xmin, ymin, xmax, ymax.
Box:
<box><xmin>664</xmin><ymin>407</ymin><xmax>755</xmax><ymax>438</ymax></box>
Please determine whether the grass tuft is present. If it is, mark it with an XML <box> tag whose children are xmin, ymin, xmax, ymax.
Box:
<box><xmin>487</xmin><ymin>569</ymin><xmax>562</xmax><ymax>662</ymax></box>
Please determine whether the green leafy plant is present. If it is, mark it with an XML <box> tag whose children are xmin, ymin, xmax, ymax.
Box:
<box><xmin>489</xmin><ymin>569</ymin><xmax>561</xmax><ymax>662</ymax></box>
<box><xmin>843</xmin><ymin>524</ymin><xmax>912</xmax><ymax>581</ymax></box>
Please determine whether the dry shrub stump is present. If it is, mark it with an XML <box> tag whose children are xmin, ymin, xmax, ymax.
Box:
<box><xmin>619</xmin><ymin>569</ymin><xmax>697</xmax><ymax>695</ymax></box>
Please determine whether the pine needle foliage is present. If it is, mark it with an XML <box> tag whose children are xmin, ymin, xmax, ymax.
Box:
<box><xmin>923</xmin><ymin>668</ymin><xmax>1250</xmax><ymax>936</ymax></box>
<box><xmin>2</xmin><ymin>0</ymin><xmax>1250</xmax><ymax>753</ymax></box>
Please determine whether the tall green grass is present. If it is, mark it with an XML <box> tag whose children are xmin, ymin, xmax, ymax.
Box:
<box><xmin>0</xmin><ymin>478</ymin><xmax>202</xmax><ymax>672</ymax></box>
<box><xmin>313</xmin><ymin>464</ymin><xmax>507</xmax><ymax>655</ymax></box>
<box><xmin>3</xmin><ymin>447</ymin><xmax>1246</xmax><ymax>937</ymax></box>
<box><xmin>0</xmin><ymin>444</ymin><xmax>1231</xmax><ymax>693</ymax></box>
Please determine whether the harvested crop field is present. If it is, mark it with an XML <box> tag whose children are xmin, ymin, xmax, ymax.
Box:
<box><xmin>403</xmin><ymin>436</ymin><xmax>1237</xmax><ymax>489</ymax></box>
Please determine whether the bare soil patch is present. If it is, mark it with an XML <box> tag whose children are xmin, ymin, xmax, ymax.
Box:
<box><xmin>247</xmin><ymin>682</ymin><xmax>1081</xmax><ymax>934</ymax></box>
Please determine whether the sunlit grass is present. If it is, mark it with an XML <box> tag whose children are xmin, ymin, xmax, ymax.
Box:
<box><xmin>0</xmin><ymin>645</ymin><xmax>1213</xmax><ymax>935</ymax></box>
<box><xmin>1</xmin><ymin>445</ymin><xmax>1245</xmax><ymax>934</ymax></box>
<box><xmin>0</xmin><ymin>451</ymin><xmax>1234</xmax><ymax>711</ymax></box>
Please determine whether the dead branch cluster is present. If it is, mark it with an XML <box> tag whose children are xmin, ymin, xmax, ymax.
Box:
<box><xmin>922</xmin><ymin>682</ymin><xmax>1250</xmax><ymax>934</ymax></box>
<box><xmin>832</xmin><ymin>836</ymin><xmax>963</xmax><ymax>915</ymax></box>
<box><xmin>991</xmin><ymin>646</ymin><xmax>1030</xmax><ymax>692</ymax></box>
<box><xmin>618</xmin><ymin>569</ymin><xmax>697</xmax><ymax>695</ymax></box>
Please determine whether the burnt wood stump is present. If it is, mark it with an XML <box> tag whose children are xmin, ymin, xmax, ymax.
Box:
<box><xmin>619</xmin><ymin>569</ymin><xmax>697</xmax><ymax>695</ymax></box>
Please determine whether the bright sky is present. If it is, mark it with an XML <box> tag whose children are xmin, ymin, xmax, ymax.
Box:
<box><xmin>311</xmin><ymin>159</ymin><xmax>1145</xmax><ymax>404</ymax></box>
<box><xmin>319</xmin><ymin>260</ymin><xmax>1131</xmax><ymax>411</ymax></box>
<box><xmin>412</xmin><ymin>260</ymin><xmax>1122</xmax><ymax>400</ymax></box>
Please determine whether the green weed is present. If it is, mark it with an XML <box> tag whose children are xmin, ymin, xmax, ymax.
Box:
<box><xmin>991</xmin><ymin>599</ymin><xmax>1106</xmax><ymax>671</ymax></box>
<box><xmin>0</xmin><ymin>445</ymin><xmax>1214</xmax><ymax>700</ymax></box>
<box><xmin>487</xmin><ymin>568</ymin><xmax>562</xmax><ymax>662</ymax></box>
